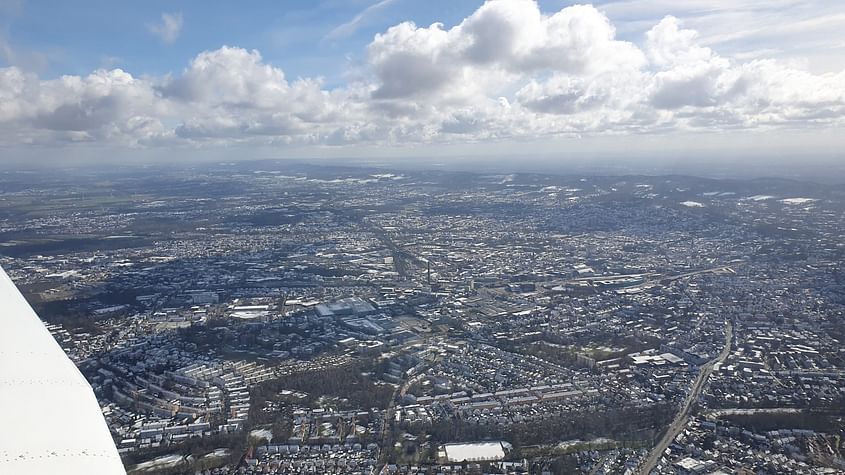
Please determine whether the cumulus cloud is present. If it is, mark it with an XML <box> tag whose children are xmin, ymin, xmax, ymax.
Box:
<box><xmin>0</xmin><ymin>0</ymin><xmax>844</xmax><ymax>153</ymax></box>
<box><xmin>161</xmin><ymin>46</ymin><xmax>291</xmax><ymax>107</ymax></box>
<box><xmin>158</xmin><ymin>46</ymin><xmax>351</xmax><ymax>141</ymax></box>
<box><xmin>367</xmin><ymin>0</ymin><xmax>643</xmax><ymax>101</ymax></box>
<box><xmin>0</xmin><ymin>66</ymin><xmax>171</xmax><ymax>146</ymax></box>
<box><xmin>147</xmin><ymin>12</ymin><xmax>183</xmax><ymax>44</ymax></box>
<box><xmin>646</xmin><ymin>16</ymin><xmax>740</xmax><ymax>110</ymax></box>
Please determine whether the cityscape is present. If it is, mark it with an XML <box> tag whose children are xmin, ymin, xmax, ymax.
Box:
<box><xmin>1</xmin><ymin>161</ymin><xmax>843</xmax><ymax>473</ymax></box>
<box><xmin>2</xmin><ymin>0</ymin><xmax>845</xmax><ymax>473</ymax></box>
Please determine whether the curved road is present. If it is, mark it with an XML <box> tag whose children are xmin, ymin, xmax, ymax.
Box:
<box><xmin>636</xmin><ymin>321</ymin><xmax>733</xmax><ymax>475</ymax></box>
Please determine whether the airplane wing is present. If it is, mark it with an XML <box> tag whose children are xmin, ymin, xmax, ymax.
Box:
<box><xmin>0</xmin><ymin>266</ymin><xmax>126</xmax><ymax>474</ymax></box>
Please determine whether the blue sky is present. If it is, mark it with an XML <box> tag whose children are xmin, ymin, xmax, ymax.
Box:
<box><xmin>8</xmin><ymin>1</ymin><xmax>844</xmax><ymax>79</ymax></box>
<box><xmin>1</xmin><ymin>0</ymin><xmax>844</xmax><ymax>163</ymax></box>
<box><xmin>4</xmin><ymin>1</ymin><xmax>496</xmax><ymax>80</ymax></box>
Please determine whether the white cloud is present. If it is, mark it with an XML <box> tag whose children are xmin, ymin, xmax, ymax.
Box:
<box><xmin>0</xmin><ymin>65</ymin><xmax>172</xmax><ymax>146</ymax></box>
<box><xmin>367</xmin><ymin>1</ymin><xmax>644</xmax><ymax>101</ymax></box>
<box><xmin>158</xmin><ymin>46</ymin><xmax>352</xmax><ymax>141</ymax></box>
<box><xmin>325</xmin><ymin>0</ymin><xmax>398</xmax><ymax>41</ymax></box>
<box><xmin>0</xmin><ymin>0</ymin><xmax>844</xmax><ymax>155</ymax></box>
<box><xmin>599</xmin><ymin>0</ymin><xmax>845</xmax><ymax>72</ymax></box>
<box><xmin>147</xmin><ymin>12</ymin><xmax>183</xmax><ymax>45</ymax></box>
<box><xmin>645</xmin><ymin>16</ymin><xmax>741</xmax><ymax>110</ymax></box>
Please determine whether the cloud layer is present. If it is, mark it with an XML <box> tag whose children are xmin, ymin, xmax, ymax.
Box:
<box><xmin>1</xmin><ymin>0</ymin><xmax>844</xmax><ymax>153</ymax></box>
<box><xmin>147</xmin><ymin>12</ymin><xmax>184</xmax><ymax>44</ymax></box>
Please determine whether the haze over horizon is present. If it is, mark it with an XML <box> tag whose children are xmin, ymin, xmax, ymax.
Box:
<box><xmin>1</xmin><ymin>0</ymin><xmax>844</xmax><ymax>171</ymax></box>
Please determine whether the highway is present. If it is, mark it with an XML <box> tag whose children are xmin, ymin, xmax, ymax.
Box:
<box><xmin>636</xmin><ymin>320</ymin><xmax>733</xmax><ymax>475</ymax></box>
<box><xmin>366</xmin><ymin>222</ymin><xmax>427</xmax><ymax>280</ymax></box>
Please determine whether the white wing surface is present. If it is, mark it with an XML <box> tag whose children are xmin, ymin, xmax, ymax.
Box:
<box><xmin>0</xmin><ymin>266</ymin><xmax>126</xmax><ymax>474</ymax></box>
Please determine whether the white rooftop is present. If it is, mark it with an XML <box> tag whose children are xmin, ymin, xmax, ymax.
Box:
<box><xmin>443</xmin><ymin>441</ymin><xmax>506</xmax><ymax>462</ymax></box>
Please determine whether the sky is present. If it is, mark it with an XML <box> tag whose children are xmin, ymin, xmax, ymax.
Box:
<box><xmin>1</xmin><ymin>0</ymin><xmax>844</xmax><ymax>166</ymax></box>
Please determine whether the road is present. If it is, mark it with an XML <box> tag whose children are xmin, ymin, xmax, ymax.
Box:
<box><xmin>658</xmin><ymin>265</ymin><xmax>736</xmax><ymax>282</ymax></box>
<box><xmin>367</xmin><ymin>222</ymin><xmax>427</xmax><ymax>280</ymax></box>
<box><xmin>703</xmin><ymin>407</ymin><xmax>801</xmax><ymax>417</ymax></box>
<box><xmin>377</xmin><ymin>360</ymin><xmax>429</xmax><ymax>471</ymax></box>
<box><xmin>636</xmin><ymin>321</ymin><xmax>733</xmax><ymax>475</ymax></box>
<box><xmin>544</xmin><ymin>264</ymin><xmax>738</xmax><ymax>294</ymax></box>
